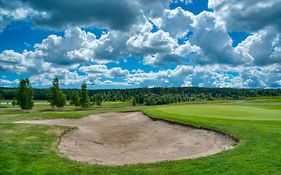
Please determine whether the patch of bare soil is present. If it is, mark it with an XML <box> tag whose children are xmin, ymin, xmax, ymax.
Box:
<box><xmin>16</xmin><ymin>112</ymin><xmax>235</xmax><ymax>165</ymax></box>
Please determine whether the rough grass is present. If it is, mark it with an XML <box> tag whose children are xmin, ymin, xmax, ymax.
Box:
<box><xmin>0</xmin><ymin>98</ymin><xmax>281</xmax><ymax>174</ymax></box>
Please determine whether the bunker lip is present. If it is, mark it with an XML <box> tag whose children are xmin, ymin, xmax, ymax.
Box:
<box><xmin>15</xmin><ymin>112</ymin><xmax>236</xmax><ymax>166</ymax></box>
<box><xmin>145</xmin><ymin>112</ymin><xmax>240</xmax><ymax>143</ymax></box>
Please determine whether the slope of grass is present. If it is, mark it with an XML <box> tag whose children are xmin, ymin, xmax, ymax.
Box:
<box><xmin>147</xmin><ymin>104</ymin><xmax>281</xmax><ymax>121</ymax></box>
<box><xmin>0</xmin><ymin>98</ymin><xmax>281</xmax><ymax>174</ymax></box>
<box><xmin>143</xmin><ymin>100</ymin><xmax>281</xmax><ymax>175</ymax></box>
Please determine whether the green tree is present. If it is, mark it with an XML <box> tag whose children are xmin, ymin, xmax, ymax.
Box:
<box><xmin>48</xmin><ymin>78</ymin><xmax>66</xmax><ymax>108</ymax></box>
<box><xmin>132</xmin><ymin>97</ymin><xmax>136</xmax><ymax>106</ymax></box>
<box><xmin>16</xmin><ymin>79</ymin><xmax>34</xmax><ymax>109</ymax></box>
<box><xmin>80</xmin><ymin>83</ymin><xmax>91</xmax><ymax>108</ymax></box>
<box><xmin>12</xmin><ymin>97</ymin><xmax>17</xmax><ymax>106</ymax></box>
<box><xmin>96</xmin><ymin>94</ymin><xmax>103</xmax><ymax>106</ymax></box>
<box><xmin>0</xmin><ymin>93</ymin><xmax>3</xmax><ymax>106</ymax></box>
<box><xmin>70</xmin><ymin>90</ymin><xmax>80</xmax><ymax>106</ymax></box>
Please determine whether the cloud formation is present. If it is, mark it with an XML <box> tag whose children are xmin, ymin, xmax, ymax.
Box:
<box><xmin>0</xmin><ymin>0</ymin><xmax>33</xmax><ymax>31</ymax></box>
<box><xmin>0</xmin><ymin>0</ymin><xmax>280</xmax><ymax>88</ymax></box>
<box><xmin>209</xmin><ymin>0</ymin><xmax>281</xmax><ymax>32</ymax></box>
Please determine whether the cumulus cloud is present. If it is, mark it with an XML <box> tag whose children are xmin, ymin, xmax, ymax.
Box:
<box><xmin>28</xmin><ymin>65</ymin><xmax>131</xmax><ymax>87</ymax></box>
<box><xmin>0</xmin><ymin>27</ymin><xmax>130</xmax><ymax>73</ymax></box>
<box><xmin>94</xmin><ymin>30</ymin><xmax>130</xmax><ymax>62</ymax></box>
<box><xmin>154</xmin><ymin>7</ymin><xmax>194</xmax><ymax>38</ymax></box>
<box><xmin>185</xmin><ymin>69</ymin><xmax>244</xmax><ymax>88</ymax></box>
<box><xmin>1</xmin><ymin>62</ymin><xmax>281</xmax><ymax>88</ymax></box>
<box><xmin>0</xmin><ymin>78</ymin><xmax>19</xmax><ymax>87</ymax></box>
<box><xmin>241</xmin><ymin>65</ymin><xmax>281</xmax><ymax>88</ymax></box>
<box><xmin>0</xmin><ymin>0</ymin><xmax>281</xmax><ymax>88</ymax></box>
<box><xmin>34</xmin><ymin>27</ymin><xmax>100</xmax><ymax>65</ymax></box>
<box><xmin>208</xmin><ymin>0</ymin><xmax>281</xmax><ymax>32</ymax></box>
<box><xmin>237</xmin><ymin>27</ymin><xmax>281</xmax><ymax>66</ymax></box>
<box><xmin>189</xmin><ymin>11</ymin><xmax>252</xmax><ymax>65</ymax></box>
<box><xmin>79</xmin><ymin>65</ymin><xmax>129</xmax><ymax>78</ymax></box>
<box><xmin>16</xmin><ymin>0</ymin><xmax>138</xmax><ymax>30</ymax></box>
<box><xmin>4</xmin><ymin>0</ymin><xmax>170</xmax><ymax>31</ymax></box>
<box><xmin>126</xmin><ymin>65</ymin><xmax>194</xmax><ymax>86</ymax></box>
<box><xmin>29</xmin><ymin>69</ymin><xmax>85</xmax><ymax>87</ymax></box>
<box><xmin>125</xmin><ymin>64</ymin><xmax>281</xmax><ymax>88</ymax></box>
<box><xmin>0</xmin><ymin>0</ymin><xmax>33</xmax><ymax>31</ymax></box>
<box><xmin>0</xmin><ymin>50</ymin><xmax>26</xmax><ymax>72</ymax></box>
<box><xmin>0</xmin><ymin>28</ymin><xmax>97</xmax><ymax>75</ymax></box>
<box><xmin>127</xmin><ymin>28</ymin><xmax>199</xmax><ymax>65</ymax></box>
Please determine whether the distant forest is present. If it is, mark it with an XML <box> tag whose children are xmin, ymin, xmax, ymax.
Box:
<box><xmin>1</xmin><ymin>87</ymin><xmax>281</xmax><ymax>106</ymax></box>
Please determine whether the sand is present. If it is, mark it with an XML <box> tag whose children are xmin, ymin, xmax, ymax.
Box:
<box><xmin>16</xmin><ymin>112</ymin><xmax>235</xmax><ymax>165</ymax></box>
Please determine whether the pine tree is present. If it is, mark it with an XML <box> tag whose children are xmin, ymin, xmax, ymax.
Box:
<box><xmin>70</xmin><ymin>90</ymin><xmax>80</xmax><ymax>106</ymax></box>
<box><xmin>12</xmin><ymin>97</ymin><xmax>17</xmax><ymax>106</ymax></box>
<box><xmin>96</xmin><ymin>94</ymin><xmax>102</xmax><ymax>106</ymax></box>
<box><xmin>0</xmin><ymin>94</ymin><xmax>2</xmax><ymax>105</ymax></box>
<box><xmin>132</xmin><ymin>97</ymin><xmax>136</xmax><ymax>106</ymax></box>
<box><xmin>16</xmin><ymin>79</ymin><xmax>34</xmax><ymax>109</ymax></box>
<box><xmin>48</xmin><ymin>77</ymin><xmax>66</xmax><ymax>108</ymax></box>
<box><xmin>80</xmin><ymin>83</ymin><xmax>91</xmax><ymax>108</ymax></box>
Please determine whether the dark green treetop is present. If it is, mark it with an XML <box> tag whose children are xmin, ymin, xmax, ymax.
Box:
<box><xmin>70</xmin><ymin>90</ymin><xmax>80</xmax><ymax>106</ymax></box>
<box><xmin>16</xmin><ymin>79</ymin><xmax>34</xmax><ymax>109</ymax></box>
<box><xmin>48</xmin><ymin>77</ymin><xmax>66</xmax><ymax>108</ymax></box>
<box><xmin>80</xmin><ymin>83</ymin><xmax>91</xmax><ymax>108</ymax></box>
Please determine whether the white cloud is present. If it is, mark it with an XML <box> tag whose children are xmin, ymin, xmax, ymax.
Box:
<box><xmin>2</xmin><ymin>63</ymin><xmax>281</xmax><ymax>88</ymax></box>
<box><xmin>33</xmin><ymin>27</ymin><xmax>97</xmax><ymax>65</ymax></box>
<box><xmin>94</xmin><ymin>30</ymin><xmax>130</xmax><ymax>63</ymax></box>
<box><xmin>154</xmin><ymin>7</ymin><xmax>195</xmax><ymax>38</ymax></box>
<box><xmin>79</xmin><ymin>64</ymin><xmax>129</xmax><ymax>78</ymax></box>
<box><xmin>126</xmin><ymin>65</ymin><xmax>194</xmax><ymax>86</ymax></box>
<box><xmin>276</xmin><ymin>80</ymin><xmax>281</xmax><ymax>86</ymax></box>
<box><xmin>237</xmin><ymin>27</ymin><xmax>281</xmax><ymax>66</ymax></box>
<box><xmin>190</xmin><ymin>11</ymin><xmax>252</xmax><ymax>65</ymax></box>
<box><xmin>0</xmin><ymin>0</ymin><xmax>281</xmax><ymax>88</ymax></box>
<box><xmin>208</xmin><ymin>0</ymin><xmax>281</xmax><ymax>32</ymax></box>
<box><xmin>0</xmin><ymin>50</ymin><xmax>26</xmax><ymax>72</ymax></box>
<box><xmin>0</xmin><ymin>1</ymin><xmax>33</xmax><ymax>31</ymax></box>
<box><xmin>0</xmin><ymin>27</ymin><xmax>130</xmax><ymax>74</ymax></box>
<box><xmin>125</xmin><ymin>64</ymin><xmax>281</xmax><ymax>88</ymax></box>
<box><xmin>241</xmin><ymin>65</ymin><xmax>281</xmax><ymax>88</ymax></box>
<box><xmin>1</xmin><ymin>0</ymin><xmax>170</xmax><ymax>31</ymax></box>
<box><xmin>127</xmin><ymin>29</ymin><xmax>199</xmax><ymax>65</ymax></box>
<box><xmin>0</xmin><ymin>79</ymin><xmax>19</xmax><ymax>87</ymax></box>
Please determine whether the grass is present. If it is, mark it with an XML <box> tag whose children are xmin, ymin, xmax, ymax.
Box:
<box><xmin>0</xmin><ymin>98</ymin><xmax>281</xmax><ymax>174</ymax></box>
<box><xmin>147</xmin><ymin>104</ymin><xmax>281</xmax><ymax>121</ymax></box>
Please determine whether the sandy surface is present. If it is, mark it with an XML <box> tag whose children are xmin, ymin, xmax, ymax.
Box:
<box><xmin>16</xmin><ymin>112</ymin><xmax>235</xmax><ymax>165</ymax></box>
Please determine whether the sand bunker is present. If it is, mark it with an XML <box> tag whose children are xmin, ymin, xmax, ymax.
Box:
<box><xmin>16</xmin><ymin>112</ymin><xmax>235</xmax><ymax>165</ymax></box>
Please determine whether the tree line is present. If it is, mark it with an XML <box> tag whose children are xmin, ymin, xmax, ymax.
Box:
<box><xmin>0</xmin><ymin>80</ymin><xmax>281</xmax><ymax>109</ymax></box>
<box><xmin>5</xmin><ymin>78</ymin><xmax>93</xmax><ymax>110</ymax></box>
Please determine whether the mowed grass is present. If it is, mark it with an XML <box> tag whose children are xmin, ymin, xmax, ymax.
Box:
<box><xmin>149</xmin><ymin>104</ymin><xmax>281</xmax><ymax>121</ymax></box>
<box><xmin>0</xmin><ymin>97</ymin><xmax>281</xmax><ymax>174</ymax></box>
<box><xmin>143</xmin><ymin>98</ymin><xmax>281</xmax><ymax>175</ymax></box>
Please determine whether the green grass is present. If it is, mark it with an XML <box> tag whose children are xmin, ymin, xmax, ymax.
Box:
<box><xmin>0</xmin><ymin>98</ymin><xmax>281</xmax><ymax>174</ymax></box>
<box><xmin>148</xmin><ymin>104</ymin><xmax>281</xmax><ymax>121</ymax></box>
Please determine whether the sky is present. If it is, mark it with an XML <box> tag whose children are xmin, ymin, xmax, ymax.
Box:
<box><xmin>0</xmin><ymin>0</ymin><xmax>280</xmax><ymax>89</ymax></box>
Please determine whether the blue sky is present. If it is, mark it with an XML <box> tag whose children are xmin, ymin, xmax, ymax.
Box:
<box><xmin>0</xmin><ymin>0</ymin><xmax>280</xmax><ymax>89</ymax></box>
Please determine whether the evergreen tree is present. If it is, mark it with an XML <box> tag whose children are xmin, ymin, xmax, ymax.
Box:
<box><xmin>48</xmin><ymin>78</ymin><xmax>66</xmax><ymax>108</ymax></box>
<box><xmin>96</xmin><ymin>94</ymin><xmax>103</xmax><ymax>106</ymax></box>
<box><xmin>0</xmin><ymin>93</ymin><xmax>2</xmax><ymax>105</ymax></box>
<box><xmin>16</xmin><ymin>79</ymin><xmax>34</xmax><ymax>109</ymax></box>
<box><xmin>132</xmin><ymin>97</ymin><xmax>136</xmax><ymax>106</ymax></box>
<box><xmin>80</xmin><ymin>83</ymin><xmax>91</xmax><ymax>108</ymax></box>
<box><xmin>12</xmin><ymin>97</ymin><xmax>17</xmax><ymax>106</ymax></box>
<box><xmin>70</xmin><ymin>90</ymin><xmax>80</xmax><ymax>106</ymax></box>
<box><xmin>90</xmin><ymin>96</ymin><xmax>95</xmax><ymax>105</ymax></box>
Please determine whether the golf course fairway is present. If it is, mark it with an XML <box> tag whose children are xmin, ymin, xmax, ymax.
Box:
<box><xmin>0</xmin><ymin>98</ymin><xmax>281</xmax><ymax>174</ymax></box>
